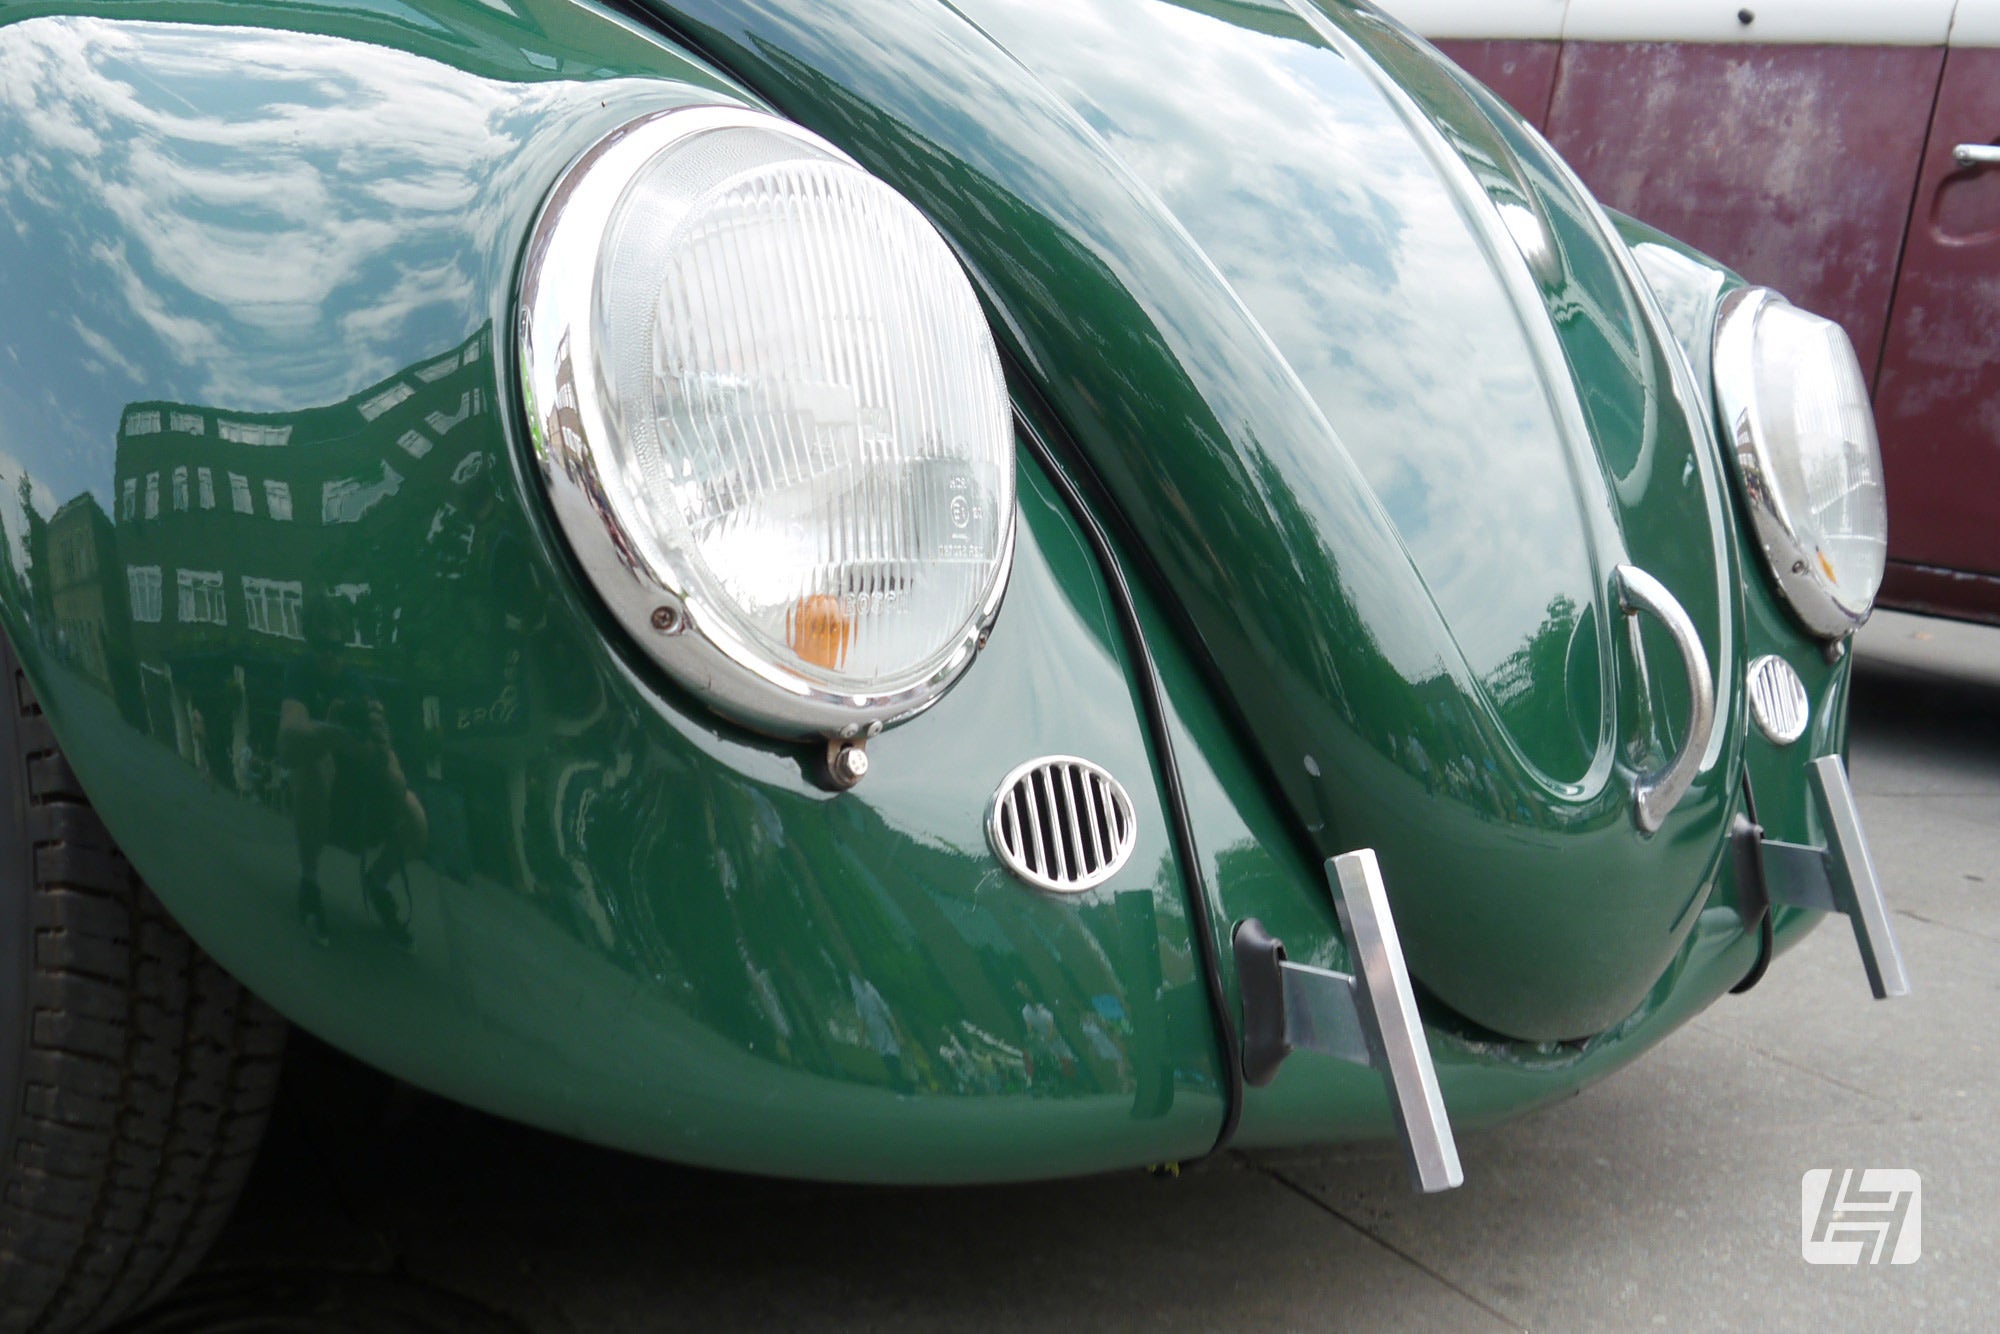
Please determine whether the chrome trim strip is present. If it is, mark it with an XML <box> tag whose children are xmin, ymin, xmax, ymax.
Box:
<box><xmin>1049</xmin><ymin>768</ymin><xmax>1074</xmax><ymax>883</ymax></box>
<box><xmin>1064</xmin><ymin>766</ymin><xmax>1084</xmax><ymax>880</ymax></box>
<box><xmin>1022</xmin><ymin>770</ymin><xmax>1042</xmax><ymax>879</ymax></box>
<box><xmin>1614</xmin><ymin>564</ymin><xmax>1716</xmax><ymax>833</ymax></box>
<box><xmin>1080</xmin><ymin>768</ymin><xmax>1109</xmax><ymax>869</ymax></box>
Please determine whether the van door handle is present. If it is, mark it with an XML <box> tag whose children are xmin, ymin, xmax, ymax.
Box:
<box><xmin>1952</xmin><ymin>143</ymin><xmax>2000</xmax><ymax>169</ymax></box>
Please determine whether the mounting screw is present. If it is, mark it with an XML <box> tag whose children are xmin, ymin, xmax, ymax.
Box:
<box><xmin>833</xmin><ymin>747</ymin><xmax>869</xmax><ymax>784</ymax></box>
<box><xmin>1737</xmin><ymin>8</ymin><xmax>1754</xmax><ymax>24</ymax></box>
<box><xmin>650</xmin><ymin>604</ymin><xmax>682</xmax><ymax>634</ymax></box>
<box><xmin>822</xmin><ymin>738</ymin><xmax>870</xmax><ymax>790</ymax></box>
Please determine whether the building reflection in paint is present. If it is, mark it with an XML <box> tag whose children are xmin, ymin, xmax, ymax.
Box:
<box><xmin>12</xmin><ymin>321</ymin><xmax>1197</xmax><ymax>1104</ymax></box>
<box><xmin>19</xmin><ymin>324</ymin><xmax>510</xmax><ymax>933</ymax></box>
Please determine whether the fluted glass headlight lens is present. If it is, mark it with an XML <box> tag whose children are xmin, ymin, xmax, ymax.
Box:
<box><xmin>1714</xmin><ymin>289</ymin><xmax>1887</xmax><ymax>638</ymax></box>
<box><xmin>521</xmin><ymin>109</ymin><xmax>1014</xmax><ymax>737</ymax></box>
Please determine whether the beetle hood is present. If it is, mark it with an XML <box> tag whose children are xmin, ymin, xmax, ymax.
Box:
<box><xmin>650</xmin><ymin>0</ymin><xmax>1747</xmax><ymax>1040</ymax></box>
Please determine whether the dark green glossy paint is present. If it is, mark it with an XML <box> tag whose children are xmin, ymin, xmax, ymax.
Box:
<box><xmin>1612</xmin><ymin>211</ymin><xmax>1858</xmax><ymax>857</ymax></box>
<box><xmin>0</xmin><ymin>0</ymin><xmax>1855</xmax><ymax>1179</ymax></box>
<box><xmin>1112</xmin><ymin>214</ymin><xmax>1840</xmax><ymax>1144</ymax></box>
<box><xmin>0</xmin><ymin>4</ymin><xmax>1234</xmax><ymax>1182</ymax></box>
<box><xmin>1020</xmin><ymin>381</ymin><xmax>1831</xmax><ymax>1150</ymax></box>
<box><xmin>645</xmin><ymin>0</ymin><xmax>1747</xmax><ymax>1038</ymax></box>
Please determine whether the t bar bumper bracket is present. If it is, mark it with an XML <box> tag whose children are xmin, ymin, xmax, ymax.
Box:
<box><xmin>1737</xmin><ymin>754</ymin><xmax>1909</xmax><ymax>999</ymax></box>
<box><xmin>1233</xmin><ymin>849</ymin><xmax>1463</xmax><ymax>1193</ymax></box>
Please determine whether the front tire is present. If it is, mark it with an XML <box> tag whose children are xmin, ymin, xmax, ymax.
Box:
<box><xmin>0</xmin><ymin>638</ymin><xmax>286</xmax><ymax>1332</ymax></box>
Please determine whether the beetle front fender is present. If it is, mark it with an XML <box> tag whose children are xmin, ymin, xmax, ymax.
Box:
<box><xmin>0</xmin><ymin>3</ymin><xmax>1228</xmax><ymax>1182</ymax></box>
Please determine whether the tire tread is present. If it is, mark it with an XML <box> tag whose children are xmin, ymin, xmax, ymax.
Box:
<box><xmin>0</xmin><ymin>663</ymin><xmax>284</xmax><ymax>1333</ymax></box>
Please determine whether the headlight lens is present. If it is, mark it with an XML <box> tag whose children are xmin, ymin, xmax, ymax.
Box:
<box><xmin>1713</xmin><ymin>287</ymin><xmax>1887</xmax><ymax>638</ymax></box>
<box><xmin>520</xmin><ymin>107</ymin><xmax>1014</xmax><ymax>738</ymax></box>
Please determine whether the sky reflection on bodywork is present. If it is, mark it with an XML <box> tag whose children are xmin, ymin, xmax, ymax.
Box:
<box><xmin>641</xmin><ymin>0</ymin><xmax>1748</xmax><ymax>1039</ymax></box>
<box><xmin>0</xmin><ymin>11</ymin><xmax>1226</xmax><ymax>1167</ymax></box>
<box><xmin>960</xmin><ymin>0</ymin><xmax>1599</xmax><ymax>715</ymax></box>
<box><xmin>0</xmin><ymin>18</ymin><xmax>577</xmax><ymax>508</ymax></box>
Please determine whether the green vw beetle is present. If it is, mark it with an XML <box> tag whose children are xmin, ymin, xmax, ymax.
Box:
<box><xmin>0</xmin><ymin>0</ymin><xmax>1906</xmax><ymax>1326</ymax></box>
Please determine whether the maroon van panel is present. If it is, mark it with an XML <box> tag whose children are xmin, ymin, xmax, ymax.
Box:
<box><xmin>1434</xmin><ymin>38</ymin><xmax>1558</xmax><ymax>128</ymax></box>
<box><xmin>1881</xmin><ymin>562</ymin><xmax>2000</xmax><ymax>628</ymax></box>
<box><xmin>1545</xmin><ymin>42</ymin><xmax>1940</xmax><ymax>376</ymax></box>
<box><xmin>1873</xmin><ymin>47</ymin><xmax>2000</xmax><ymax>586</ymax></box>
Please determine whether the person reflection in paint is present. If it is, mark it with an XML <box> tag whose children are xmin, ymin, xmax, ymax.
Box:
<box><xmin>280</xmin><ymin>600</ymin><xmax>427</xmax><ymax>947</ymax></box>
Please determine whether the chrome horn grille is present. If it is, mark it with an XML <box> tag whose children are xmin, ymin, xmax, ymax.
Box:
<box><xmin>988</xmin><ymin>756</ymin><xmax>1136</xmax><ymax>893</ymax></box>
<box><xmin>1746</xmin><ymin>653</ymin><xmax>1810</xmax><ymax>745</ymax></box>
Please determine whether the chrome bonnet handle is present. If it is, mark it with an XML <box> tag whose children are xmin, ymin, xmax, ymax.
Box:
<box><xmin>1614</xmin><ymin>564</ymin><xmax>1716</xmax><ymax>834</ymax></box>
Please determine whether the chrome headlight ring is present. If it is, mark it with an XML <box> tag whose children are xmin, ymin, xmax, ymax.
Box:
<box><xmin>1712</xmin><ymin>287</ymin><xmax>1889</xmax><ymax>640</ymax></box>
<box><xmin>518</xmin><ymin>106</ymin><xmax>1016</xmax><ymax>741</ymax></box>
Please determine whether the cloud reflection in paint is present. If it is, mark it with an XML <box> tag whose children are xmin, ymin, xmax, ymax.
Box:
<box><xmin>0</xmin><ymin>18</ymin><xmax>559</xmax><ymax>423</ymax></box>
<box><xmin>958</xmin><ymin>0</ymin><xmax>1599</xmax><ymax>691</ymax></box>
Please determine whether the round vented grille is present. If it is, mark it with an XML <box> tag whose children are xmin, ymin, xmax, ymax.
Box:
<box><xmin>1747</xmin><ymin>653</ymin><xmax>1810</xmax><ymax>745</ymax></box>
<box><xmin>988</xmin><ymin>756</ymin><xmax>1137</xmax><ymax>893</ymax></box>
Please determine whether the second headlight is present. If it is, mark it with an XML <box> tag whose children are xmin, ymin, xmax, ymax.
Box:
<box><xmin>1713</xmin><ymin>287</ymin><xmax>1888</xmax><ymax>639</ymax></box>
<box><xmin>519</xmin><ymin>107</ymin><xmax>1015</xmax><ymax>739</ymax></box>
